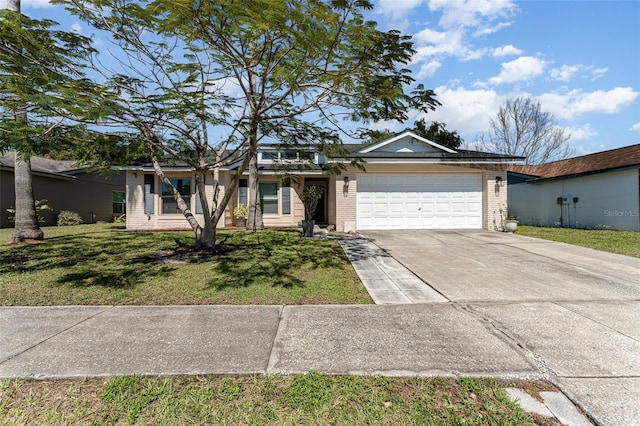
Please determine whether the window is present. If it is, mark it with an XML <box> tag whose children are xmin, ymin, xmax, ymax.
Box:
<box><xmin>161</xmin><ymin>178</ymin><xmax>191</xmax><ymax>214</ymax></box>
<box><xmin>298</xmin><ymin>151</ymin><xmax>314</xmax><ymax>161</ymax></box>
<box><xmin>239</xmin><ymin>179</ymin><xmax>248</xmax><ymax>206</ymax></box>
<box><xmin>260</xmin><ymin>182</ymin><xmax>278</xmax><ymax>214</ymax></box>
<box><xmin>112</xmin><ymin>191</ymin><xmax>126</xmax><ymax>214</ymax></box>
<box><xmin>261</xmin><ymin>151</ymin><xmax>278</xmax><ymax>161</ymax></box>
<box><xmin>144</xmin><ymin>174</ymin><xmax>155</xmax><ymax>214</ymax></box>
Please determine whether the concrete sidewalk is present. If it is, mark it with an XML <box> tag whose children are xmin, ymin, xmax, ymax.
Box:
<box><xmin>0</xmin><ymin>305</ymin><xmax>533</xmax><ymax>379</ymax></box>
<box><xmin>0</xmin><ymin>305</ymin><xmax>595</xmax><ymax>425</ymax></box>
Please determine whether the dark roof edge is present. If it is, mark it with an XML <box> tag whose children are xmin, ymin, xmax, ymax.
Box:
<box><xmin>516</xmin><ymin>164</ymin><xmax>640</xmax><ymax>183</ymax></box>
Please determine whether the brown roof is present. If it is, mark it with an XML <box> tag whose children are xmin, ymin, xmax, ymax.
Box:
<box><xmin>508</xmin><ymin>144</ymin><xmax>640</xmax><ymax>179</ymax></box>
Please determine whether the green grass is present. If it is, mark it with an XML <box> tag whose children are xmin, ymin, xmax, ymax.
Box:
<box><xmin>0</xmin><ymin>374</ymin><xmax>541</xmax><ymax>425</ymax></box>
<box><xmin>516</xmin><ymin>225</ymin><xmax>640</xmax><ymax>258</ymax></box>
<box><xmin>0</xmin><ymin>224</ymin><xmax>371</xmax><ymax>306</ymax></box>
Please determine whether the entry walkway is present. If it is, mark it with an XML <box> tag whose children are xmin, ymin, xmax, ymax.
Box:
<box><xmin>336</xmin><ymin>235</ymin><xmax>447</xmax><ymax>304</ymax></box>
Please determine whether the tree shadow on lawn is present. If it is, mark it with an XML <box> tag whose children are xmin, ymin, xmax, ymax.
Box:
<box><xmin>0</xmin><ymin>231</ymin><xmax>184</xmax><ymax>289</ymax></box>
<box><xmin>208</xmin><ymin>229</ymin><xmax>349</xmax><ymax>291</ymax></box>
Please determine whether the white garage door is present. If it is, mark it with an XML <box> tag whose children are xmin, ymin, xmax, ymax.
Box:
<box><xmin>357</xmin><ymin>174</ymin><xmax>483</xmax><ymax>230</ymax></box>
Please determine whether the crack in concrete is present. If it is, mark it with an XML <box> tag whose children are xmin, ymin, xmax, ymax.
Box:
<box><xmin>0</xmin><ymin>307</ymin><xmax>112</xmax><ymax>366</ymax></box>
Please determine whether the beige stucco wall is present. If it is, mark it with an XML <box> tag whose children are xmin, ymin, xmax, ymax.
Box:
<box><xmin>335</xmin><ymin>163</ymin><xmax>508</xmax><ymax>232</ymax></box>
<box><xmin>126</xmin><ymin>164</ymin><xmax>509</xmax><ymax>233</ymax></box>
<box><xmin>126</xmin><ymin>170</ymin><xmax>229</xmax><ymax>231</ymax></box>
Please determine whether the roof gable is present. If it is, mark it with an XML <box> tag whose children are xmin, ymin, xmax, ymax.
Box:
<box><xmin>359</xmin><ymin>131</ymin><xmax>457</xmax><ymax>154</ymax></box>
<box><xmin>508</xmin><ymin>144</ymin><xmax>640</xmax><ymax>179</ymax></box>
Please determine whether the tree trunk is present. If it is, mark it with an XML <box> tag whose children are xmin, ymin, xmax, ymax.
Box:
<box><xmin>7</xmin><ymin>0</ymin><xmax>42</xmax><ymax>243</ymax></box>
<box><xmin>197</xmin><ymin>222</ymin><xmax>216</xmax><ymax>250</ymax></box>
<box><xmin>246</xmin><ymin>149</ymin><xmax>263</xmax><ymax>231</ymax></box>
<box><xmin>11</xmin><ymin>151</ymin><xmax>43</xmax><ymax>242</ymax></box>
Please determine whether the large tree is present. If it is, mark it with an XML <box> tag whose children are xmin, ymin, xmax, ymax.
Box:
<box><xmin>413</xmin><ymin>119</ymin><xmax>462</xmax><ymax>150</ymax></box>
<box><xmin>483</xmin><ymin>97</ymin><xmax>573</xmax><ymax>164</ymax></box>
<box><xmin>56</xmin><ymin>0</ymin><xmax>439</xmax><ymax>248</ymax></box>
<box><xmin>0</xmin><ymin>3</ymin><xmax>102</xmax><ymax>242</ymax></box>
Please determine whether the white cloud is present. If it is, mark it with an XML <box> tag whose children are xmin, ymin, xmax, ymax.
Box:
<box><xmin>563</xmin><ymin>124</ymin><xmax>597</xmax><ymax>141</ymax></box>
<box><xmin>537</xmin><ymin>87</ymin><xmax>639</xmax><ymax>120</ymax></box>
<box><xmin>550</xmin><ymin>65</ymin><xmax>609</xmax><ymax>82</ymax></box>
<box><xmin>488</xmin><ymin>56</ymin><xmax>548</xmax><ymax>85</ymax></box>
<box><xmin>70</xmin><ymin>22</ymin><xmax>83</xmax><ymax>34</ymax></box>
<box><xmin>550</xmin><ymin>65</ymin><xmax>581</xmax><ymax>82</ymax></box>
<box><xmin>629</xmin><ymin>122</ymin><xmax>640</xmax><ymax>132</ymax></box>
<box><xmin>590</xmin><ymin>67</ymin><xmax>608</xmax><ymax>80</ymax></box>
<box><xmin>377</xmin><ymin>0</ymin><xmax>426</xmax><ymax>20</ymax></box>
<box><xmin>492</xmin><ymin>44</ymin><xmax>522</xmax><ymax>58</ymax></box>
<box><xmin>407</xmin><ymin>0</ymin><xmax>519</xmax><ymax>77</ymax></box>
<box><xmin>428</xmin><ymin>0</ymin><xmax>517</xmax><ymax>31</ymax></box>
<box><xmin>415</xmin><ymin>85</ymin><xmax>507</xmax><ymax>136</ymax></box>
<box><xmin>416</xmin><ymin>60</ymin><xmax>442</xmax><ymax>79</ymax></box>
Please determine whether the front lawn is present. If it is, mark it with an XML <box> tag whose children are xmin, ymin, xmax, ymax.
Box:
<box><xmin>516</xmin><ymin>225</ymin><xmax>640</xmax><ymax>258</ymax></box>
<box><xmin>0</xmin><ymin>374</ymin><xmax>544</xmax><ymax>425</ymax></box>
<box><xmin>0</xmin><ymin>224</ymin><xmax>371</xmax><ymax>306</ymax></box>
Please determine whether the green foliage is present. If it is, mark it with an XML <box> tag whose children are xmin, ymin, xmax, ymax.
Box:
<box><xmin>57</xmin><ymin>210</ymin><xmax>83</xmax><ymax>226</ymax></box>
<box><xmin>0</xmin><ymin>9</ymin><xmax>109</xmax><ymax>157</ymax></box>
<box><xmin>300</xmin><ymin>185</ymin><xmax>323</xmax><ymax>220</ymax></box>
<box><xmin>51</xmin><ymin>0</ymin><xmax>441</xmax><ymax>247</ymax></box>
<box><xmin>233</xmin><ymin>204</ymin><xmax>249</xmax><ymax>219</ymax></box>
<box><xmin>112</xmin><ymin>214</ymin><xmax>126</xmax><ymax>224</ymax></box>
<box><xmin>413</xmin><ymin>119</ymin><xmax>463</xmax><ymax>150</ymax></box>
<box><xmin>363</xmin><ymin>119</ymin><xmax>462</xmax><ymax>149</ymax></box>
<box><xmin>6</xmin><ymin>199</ymin><xmax>52</xmax><ymax>224</ymax></box>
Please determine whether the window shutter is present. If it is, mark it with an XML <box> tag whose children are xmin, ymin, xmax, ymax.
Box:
<box><xmin>239</xmin><ymin>179</ymin><xmax>248</xmax><ymax>205</ymax></box>
<box><xmin>144</xmin><ymin>174</ymin><xmax>154</xmax><ymax>214</ymax></box>
<box><xmin>282</xmin><ymin>184</ymin><xmax>291</xmax><ymax>215</ymax></box>
<box><xmin>195</xmin><ymin>186</ymin><xmax>203</xmax><ymax>214</ymax></box>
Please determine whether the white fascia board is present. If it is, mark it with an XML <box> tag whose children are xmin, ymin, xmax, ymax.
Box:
<box><xmin>332</xmin><ymin>158</ymin><xmax>517</xmax><ymax>164</ymax></box>
<box><xmin>118</xmin><ymin>166</ymin><xmax>195</xmax><ymax>172</ymax></box>
<box><xmin>359</xmin><ymin>131</ymin><xmax>457</xmax><ymax>154</ymax></box>
<box><xmin>237</xmin><ymin>170</ymin><xmax>326</xmax><ymax>176</ymax></box>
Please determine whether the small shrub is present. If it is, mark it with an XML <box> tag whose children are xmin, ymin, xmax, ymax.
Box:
<box><xmin>233</xmin><ymin>204</ymin><xmax>249</xmax><ymax>219</ymax></box>
<box><xmin>57</xmin><ymin>210</ymin><xmax>83</xmax><ymax>226</ymax></box>
<box><xmin>6</xmin><ymin>199</ymin><xmax>53</xmax><ymax>224</ymax></box>
<box><xmin>112</xmin><ymin>214</ymin><xmax>126</xmax><ymax>224</ymax></box>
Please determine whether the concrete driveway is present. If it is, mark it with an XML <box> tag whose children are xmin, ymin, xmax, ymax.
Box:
<box><xmin>361</xmin><ymin>230</ymin><xmax>640</xmax><ymax>425</ymax></box>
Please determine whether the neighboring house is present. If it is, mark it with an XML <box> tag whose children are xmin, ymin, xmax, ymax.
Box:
<box><xmin>0</xmin><ymin>153</ymin><xmax>126</xmax><ymax>228</ymax></box>
<box><xmin>123</xmin><ymin>131</ymin><xmax>522</xmax><ymax>232</ymax></box>
<box><xmin>508</xmin><ymin>144</ymin><xmax>640</xmax><ymax>231</ymax></box>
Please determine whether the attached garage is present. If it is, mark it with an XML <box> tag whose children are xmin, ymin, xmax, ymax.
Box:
<box><xmin>356</xmin><ymin>173</ymin><xmax>483</xmax><ymax>230</ymax></box>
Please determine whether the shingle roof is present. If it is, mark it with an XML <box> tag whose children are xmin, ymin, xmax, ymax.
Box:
<box><xmin>0</xmin><ymin>153</ymin><xmax>79</xmax><ymax>176</ymax></box>
<box><xmin>340</xmin><ymin>144</ymin><xmax>523</xmax><ymax>162</ymax></box>
<box><xmin>508</xmin><ymin>144</ymin><xmax>640</xmax><ymax>179</ymax></box>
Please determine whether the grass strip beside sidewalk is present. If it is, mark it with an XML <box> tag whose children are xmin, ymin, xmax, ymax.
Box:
<box><xmin>0</xmin><ymin>374</ymin><xmax>547</xmax><ymax>425</ymax></box>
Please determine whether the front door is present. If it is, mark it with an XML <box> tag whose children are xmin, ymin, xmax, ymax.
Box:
<box><xmin>305</xmin><ymin>179</ymin><xmax>328</xmax><ymax>224</ymax></box>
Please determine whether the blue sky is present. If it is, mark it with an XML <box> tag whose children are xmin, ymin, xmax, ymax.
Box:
<box><xmin>9</xmin><ymin>0</ymin><xmax>640</xmax><ymax>156</ymax></box>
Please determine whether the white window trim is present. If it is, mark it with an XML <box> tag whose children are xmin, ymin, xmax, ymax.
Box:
<box><xmin>160</xmin><ymin>177</ymin><xmax>193</xmax><ymax>215</ymax></box>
